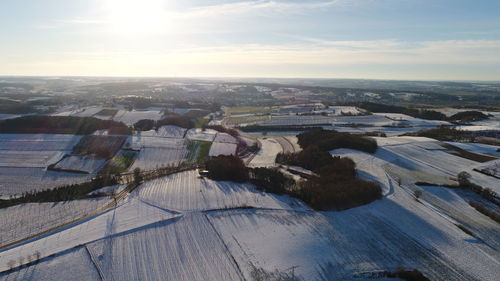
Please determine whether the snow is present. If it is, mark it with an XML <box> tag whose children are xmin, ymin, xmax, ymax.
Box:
<box><xmin>88</xmin><ymin>184</ymin><xmax>127</xmax><ymax>195</ymax></box>
<box><xmin>129</xmin><ymin>147</ymin><xmax>188</xmax><ymax>171</ymax></box>
<box><xmin>1</xmin><ymin>136</ymin><xmax>498</xmax><ymax>280</ymax></box>
<box><xmin>328</xmin><ymin>105</ymin><xmax>363</xmax><ymax>115</ymax></box>
<box><xmin>208</xmin><ymin>142</ymin><xmax>237</xmax><ymax>156</ymax></box>
<box><xmin>213</xmin><ymin>132</ymin><xmax>239</xmax><ymax>144</ymax></box>
<box><xmin>445</xmin><ymin>142</ymin><xmax>500</xmax><ymax>157</ymax></box>
<box><xmin>373</xmin><ymin>113</ymin><xmax>450</xmax><ymax>126</ymax></box>
<box><xmin>139</xmin><ymin>125</ymin><xmax>187</xmax><ymax>139</ymax></box>
<box><xmin>208</xmin><ymin>189</ymin><xmax>500</xmax><ymax>281</ymax></box>
<box><xmin>53</xmin><ymin>155</ymin><xmax>107</xmax><ymax>174</ymax></box>
<box><xmin>474</xmin><ymin>160</ymin><xmax>500</xmax><ymax>178</ymax></box>
<box><xmin>249</xmin><ymin>138</ymin><xmax>282</xmax><ymax>167</ymax></box>
<box><xmin>113</xmin><ymin>110</ymin><xmax>164</xmax><ymax>125</ymax></box>
<box><xmin>136</xmin><ymin>170</ymin><xmax>306</xmax><ymax>212</ymax></box>
<box><xmin>128</xmin><ymin>134</ymin><xmax>186</xmax><ymax>149</ymax></box>
<box><xmin>53</xmin><ymin>106</ymin><xmax>103</xmax><ymax>118</ymax></box>
<box><xmin>0</xmin><ymin>114</ymin><xmax>21</xmax><ymax>120</ymax></box>
<box><xmin>0</xmin><ymin>134</ymin><xmax>82</xmax><ymax>151</ymax></box>
<box><xmin>0</xmin><ymin>198</ymin><xmax>109</xmax><ymax>247</ymax></box>
<box><xmin>186</xmin><ymin>128</ymin><xmax>217</xmax><ymax>142</ymax></box>
<box><xmin>0</xmin><ymin>247</ymin><xmax>101</xmax><ymax>281</ymax></box>
<box><xmin>127</xmin><ymin>130</ymin><xmax>190</xmax><ymax>171</ymax></box>
<box><xmin>0</xmin><ymin>151</ymin><xmax>64</xmax><ymax>168</ymax></box>
<box><xmin>0</xmin><ymin>198</ymin><xmax>178</xmax><ymax>272</ymax></box>
<box><xmin>0</xmin><ymin>167</ymin><xmax>91</xmax><ymax>197</ymax></box>
<box><xmin>85</xmin><ymin>213</ymin><xmax>245</xmax><ymax>281</ymax></box>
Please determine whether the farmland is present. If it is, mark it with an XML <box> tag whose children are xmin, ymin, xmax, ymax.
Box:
<box><xmin>1</xmin><ymin>161</ymin><xmax>498</xmax><ymax>280</ymax></box>
<box><xmin>0</xmin><ymin>78</ymin><xmax>499</xmax><ymax>281</ymax></box>
<box><xmin>0</xmin><ymin>134</ymin><xmax>92</xmax><ymax>196</ymax></box>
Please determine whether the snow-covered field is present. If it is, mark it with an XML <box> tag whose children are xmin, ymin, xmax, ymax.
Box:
<box><xmin>248</xmin><ymin>138</ymin><xmax>282</xmax><ymax>167</ymax></box>
<box><xmin>0</xmin><ymin>150</ymin><xmax>64</xmax><ymax>168</ymax></box>
<box><xmin>0</xmin><ymin>198</ymin><xmax>109</xmax><ymax>247</ymax></box>
<box><xmin>208</xmin><ymin>142</ymin><xmax>237</xmax><ymax>156</ymax></box>
<box><xmin>1</xmin><ymin>137</ymin><xmax>498</xmax><ymax>281</ymax></box>
<box><xmin>328</xmin><ymin>106</ymin><xmax>364</xmax><ymax>115</ymax></box>
<box><xmin>52</xmin><ymin>106</ymin><xmax>104</xmax><ymax>117</ymax></box>
<box><xmin>373</xmin><ymin>112</ymin><xmax>449</xmax><ymax>126</ymax></box>
<box><xmin>139</xmin><ymin>125</ymin><xmax>187</xmax><ymax>139</ymax></box>
<box><xmin>185</xmin><ymin>128</ymin><xmax>217</xmax><ymax>142</ymax></box>
<box><xmin>129</xmin><ymin>147</ymin><xmax>188</xmax><ymax>171</ymax></box>
<box><xmin>446</xmin><ymin>142</ymin><xmax>500</xmax><ymax>157</ymax></box>
<box><xmin>112</xmin><ymin>110</ymin><xmax>164</xmax><ymax>125</ymax></box>
<box><xmin>474</xmin><ymin>160</ymin><xmax>500</xmax><ymax>178</ymax></box>
<box><xmin>0</xmin><ymin>134</ymin><xmax>91</xmax><ymax>196</ymax></box>
<box><xmin>213</xmin><ymin>132</ymin><xmax>239</xmax><ymax>144</ymax></box>
<box><xmin>127</xmin><ymin>130</ymin><xmax>190</xmax><ymax>171</ymax></box>
<box><xmin>0</xmin><ymin>134</ymin><xmax>81</xmax><ymax>151</ymax></box>
<box><xmin>136</xmin><ymin>170</ymin><xmax>304</xmax><ymax>211</ymax></box>
<box><xmin>0</xmin><ymin>247</ymin><xmax>101</xmax><ymax>281</ymax></box>
<box><xmin>128</xmin><ymin>133</ymin><xmax>186</xmax><ymax>149</ymax></box>
<box><xmin>85</xmin><ymin>213</ymin><xmax>245</xmax><ymax>281</ymax></box>
<box><xmin>53</xmin><ymin>155</ymin><xmax>107</xmax><ymax>174</ymax></box>
<box><xmin>0</xmin><ymin>167</ymin><xmax>91</xmax><ymax>197</ymax></box>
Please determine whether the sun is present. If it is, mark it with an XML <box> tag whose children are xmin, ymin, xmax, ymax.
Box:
<box><xmin>105</xmin><ymin>0</ymin><xmax>168</xmax><ymax>35</ymax></box>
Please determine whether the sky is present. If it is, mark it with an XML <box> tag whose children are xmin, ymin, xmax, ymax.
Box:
<box><xmin>1</xmin><ymin>0</ymin><xmax>499</xmax><ymax>80</ymax></box>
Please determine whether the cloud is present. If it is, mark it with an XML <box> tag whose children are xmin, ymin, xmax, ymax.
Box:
<box><xmin>3</xmin><ymin>39</ymin><xmax>499</xmax><ymax>79</ymax></box>
<box><xmin>177</xmin><ymin>0</ymin><xmax>344</xmax><ymax>18</ymax></box>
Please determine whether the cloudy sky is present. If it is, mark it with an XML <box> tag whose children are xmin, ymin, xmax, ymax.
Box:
<box><xmin>1</xmin><ymin>0</ymin><xmax>499</xmax><ymax>80</ymax></box>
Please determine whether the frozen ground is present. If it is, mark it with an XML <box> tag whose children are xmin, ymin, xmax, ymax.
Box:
<box><xmin>1</xmin><ymin>139</ymin><xmax>498</xmax><ymax>280</ymax></box>
<box><xmin>53</xmin><ymin>155</ymin><xmax>107</xmax><ymax>174</ymax></box>
<box><xmin>0</xmin><ymin>247</ymin><xmax>101</xmax><ymax>281</ymax></box>
<box><xmin>129</xmin><ymin>147</ymin><xmax>188</xmax><ymax>171</ymax></box>
<box><xmin>208</xmin><ymin>142</ymin><xmax>237</xmax><ymax>156</ymax></box>
<box><xmin>127</xmin><ymin>129</ymin><xmax>191</xmax><ymax>171</ymax></box>
<box><xmin>85</xmin><ymin>213</ymin><xmax>245</xmax><ymax>281</ymax></box>
<box><xmin>0</xmin><ymin>150</ymin><xmax>64</xmax><ymax>168</ymax></box>
<box><xmin>139</xmin><ymin>125</ymin><xmax>187</xmax><ymax>139</ymax></box>
<box><xmin>0</xmin><ymin>134</ymin><xmax>81</xmax><ymax>152</ymax></box>
<box><xmin>0</xmin><ymin>167</ymin><xmax>91</xmax><ymax>197</ymax></box>
<box><xmin>248</xmin><ymin>138</ymin><xmax>282</xmax><ymax>167</ymax></box>
<box><xmin>213</xmin><ymin>132</ymin><xmax>239</xmax><ymax>144</ymax></box>
<box><xmin>186</xmin><ymin>128</ymin><xmax>217</xmax><ymax>142</ymax></box>
<box><xmin>328</xmin><ymin>106</ymin><xmax>363</xmax><ymax>115</ymax></box>
<box><xmin>0</xmin><ymin>198</ymin><xmax>109</xmax><ymax>247</ymax></box>
<box><xmin>112</xmin><ymin>110</ymin><xmax>164</xmax><ymax>125</ymax></box>
<box><xmin>0</xmin><ymin>134</ymin><xmax>88</xmax><ymax>196</ymax></box>
<box><xmin>136</xmin><ymin>170</ymin><xmax>305</xmax><ymax>212</ymax></box>
<box><xmin>445</xmin><ymin>142</ymin><xmax>500</xmax><ymax>157</ymax></box>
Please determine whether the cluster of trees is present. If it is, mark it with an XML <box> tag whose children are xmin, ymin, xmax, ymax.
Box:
<box><xmin>297</xmin><ymin>156</ymin><xmax>382</xmax><ymax>210</ymax></box>
<box><xmin>134</xmin><ymin>115</ymin><xmax>195</xmax><ymax>131</ymax></box>
<box><xmin>357</xmin><ymin>102</ymin><xmax>447</xmax><ymax>121</ymax></box>
<box><xmin>204</xmin><ymin>155</ymin><xmax>249</xmax><ymax>182</ymax></box>
<box><xmin>274</xmin><ymin>129</ymin><xmax>381</xmax><ymax>210</ymax></box>
<box><xmin>202</xmin><ymin>151</ymin><xmax>381</xmax><ymax>211</ymax></box>
<box><xmin>469</xmin><ymin>201</ymin><xmax>500</xmax><ymax>223</ymax></box>
<box><xmin>409</xmin><ymin>126</ymin><xmax>473</xmax><ymax>142</ymax></box>
<box><xmin>296</xmin><ymin>129</ymin><xmax>378</xmax><ymax>154</ymax></box>
<box><xmin>0</xmin><ymin>99</ymin><xmax>35</xmax><ymax>114</ymax></box>
<box><xmin>0</xmin><ymin>116</ymin><xmax>130</xmax><ymax>135</ymax></box>
<box><xmin>0</xmin><ymin>176</ymin><xmax>118</xmax><ymax>209</ymax></box>
<box><xmin>358</xmin><ymin>102</ymin><xmax>491</xmax><ymax>124</ymax></box>
<box><xmin>457</xmin><ymin>171</ymin><xmax>498</xmax><ymax>201</ymax></box>
<box><xmin>447</xmin><ymin>111</ymin><xmax>490</xmax><ymax>123</ymax></box>
<box><xmin>386</xmin><ymin>269</ymin><xmax>430</xmax><ymax>281</ymax></box>
<box><xmin>249</xmin><ymin>167</ymin><xmax>295</xmax><ymax>194</ymax></box>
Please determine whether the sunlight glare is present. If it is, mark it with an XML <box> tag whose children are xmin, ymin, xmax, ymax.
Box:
<box><xmin>105</xmin><ymin>0</ymin><xmax>168</xmax><ymax>35</ymax></box>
